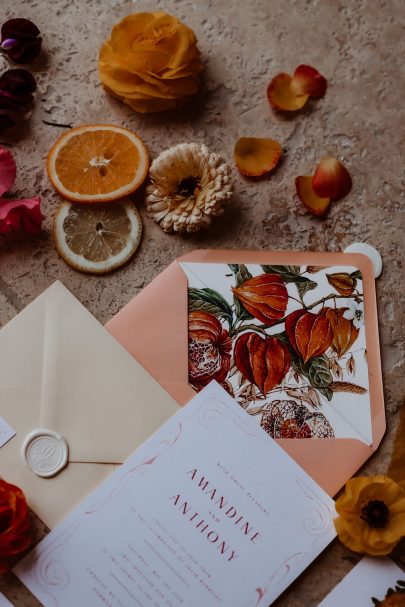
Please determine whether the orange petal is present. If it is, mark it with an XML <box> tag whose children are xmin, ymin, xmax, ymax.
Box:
<box><xmin>267</xmin><ymin>73</ymin><xmax>308</xmax><ymax>111</ymax></box>
<box><xmin>295</xmin><ymin>176</ymin><xmax>331</xmax><ymax>217</ymax></box>
<box><xmin>290</xmin><ymin>65</ymin><xmax>327</xmax><ymax>97</ymax></box>
<box><xmin>312</xmin><ymin>157</ymin><xmax>352</xmax><ymax>200</ymax></box>
<box><xmin>234</xmin><ymin>137</ymin><xmax>282</xmax><ymax>177</ymax></box>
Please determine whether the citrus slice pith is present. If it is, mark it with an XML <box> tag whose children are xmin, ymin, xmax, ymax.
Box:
<box><xmin>47</xmin><ymin>125</ymin><xmax>149</xmax><ymax>203</ymax></box>
<box><xmin>53</xmin><ymin>199</ymin><xmax>142</xmax><ymax>274</ymax></box>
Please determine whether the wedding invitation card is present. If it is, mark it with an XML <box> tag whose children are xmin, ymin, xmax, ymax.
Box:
<box><xmin>0</xmin><ymin>592</ymin><xmax>13</xmax><ymax>607</ymax></box>
<box><xmin>15</xmin><ymin>382</ymin><xmax>336</xmax><ymax>606</ymax></box>
<box><xmin>319</xmin><ymin>557</ymin><xmax>405</xmax><ymax>605</ymax></box>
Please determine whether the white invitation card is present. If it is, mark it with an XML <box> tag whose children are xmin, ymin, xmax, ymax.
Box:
<box><xmin>319</xmin><ymin>557</ymin><xmax>405</xmax><ymax>606</ymax></box>
<box><xmin>15</xmin><ymin>382</ymin><xmax>336</xmax><ymax>606</ymax></box>
<box><xmin>0</xmin><ymin>592</ymin><xmax>13</xmax><ymax>607</ymax></box>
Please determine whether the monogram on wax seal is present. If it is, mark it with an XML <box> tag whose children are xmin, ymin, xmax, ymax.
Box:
<box><xmin>22</xmin><ymin>430</ymin><xmax>68</xmax><ymax>478</ymax></box>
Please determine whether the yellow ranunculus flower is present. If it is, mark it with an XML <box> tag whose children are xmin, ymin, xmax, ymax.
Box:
<box><xmin>99</xmin><ymin>12</ymin><xmax>202</xmax><ymax>113</ymax></box>
<box><xmin>334</xmin><ymin>476</ymin><xmax>405</xmax><ymax>556</ymax></box>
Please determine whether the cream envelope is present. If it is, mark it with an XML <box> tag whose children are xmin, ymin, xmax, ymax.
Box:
<box><xmin>0</xmin><ymin>281</ymin><xmax>178</xmax><ymax>528</ymax></box>
<box><xmin>106</xmin><ymin>249</ymin><xmax>386</xmax><ymax>497</ymax></box>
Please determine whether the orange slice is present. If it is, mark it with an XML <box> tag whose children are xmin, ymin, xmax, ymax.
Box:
<box><xmin>53</xmin><ymin>199</ymin><xmax>142</xmax><ymax>274</ymax></box>
<box><xmin>47</xmin><ymin>125</ymin><xmax>149</xmax><ymax>203</ymax></box>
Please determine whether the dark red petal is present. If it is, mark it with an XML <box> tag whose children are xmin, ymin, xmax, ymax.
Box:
<box><xmin>0</xmin><ymin>69</ymin><xmax>37</xmax><ymax>95</ymax></box>
<box><xmin>290</xmin><ymin>65</ymin><xmax>327</xmax><ymax>97</ymax></box>
<box><xmin>1</xmin><ymin>19</ymin><xmax>40</xmax><ymax>41</ymax></box>
<box><xmin>312</xmin><ymin>157</ymin><xmax>352</xmax><ymax>200</ymax></box>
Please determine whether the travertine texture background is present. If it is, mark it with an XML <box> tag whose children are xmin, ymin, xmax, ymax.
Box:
<box><xmin>0</xmin><ymin>0</ymin><xmax>404</xmax><ymax>605</ymax></box>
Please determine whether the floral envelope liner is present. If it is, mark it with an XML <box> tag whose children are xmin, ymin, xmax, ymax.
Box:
<box><xmin>185</xmin><ymin>262</ymin><xmax>372</xmax><ymax>443</ymax></box>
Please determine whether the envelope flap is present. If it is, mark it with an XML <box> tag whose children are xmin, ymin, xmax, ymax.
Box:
<box><xmin>178</xmin><ymin>250</ymin><xmax>385</xmax><ymax>450</ymax></box>
<box><xmin>0</xmin><ymin>281</ymin><xmax>179</xmax><ymax>465</ymax></box>
<box><xmin>106</xmin><ymin>261</ymin><xmax>195</xmax><ymax>405</ymax></box>
<box><xmin>0</xmin><ymin>283</ymin><xmax>51</xmax><ymax>387</ymax></box>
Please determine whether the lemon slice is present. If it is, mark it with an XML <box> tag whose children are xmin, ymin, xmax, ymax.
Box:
<box><xmin>53</xmin><ymin>200</ymin><xmax>142</xmax><ymax>274</ymax></box>
<box><xmin>47</xmin><ymin>124</ymin><xmax>149</xmax><ymax>203</ymax></box>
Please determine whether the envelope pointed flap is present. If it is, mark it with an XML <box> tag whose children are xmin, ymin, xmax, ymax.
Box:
<box><xmin>38</xmin><ymin>282</ymin><xmax>179</xmax><ymax>463</ymax></box>
<box><xmin>277</xmin><ymin>437</ymin><xmax>374</xmax><ymax>496</ymax></box>
<box><xmin>106</xmin><ymin>261</ymin><xmax>194</xmax><ymax>404</ymax></box>
<box><xmin>0</xmin><ymin>386</ymin><xmax>114</xmax><ymax>528</ymax></box>
<box><xmin>0</xmin><ymin>284</ymin><xmax>54</xmax><ymax>387</ymax></box>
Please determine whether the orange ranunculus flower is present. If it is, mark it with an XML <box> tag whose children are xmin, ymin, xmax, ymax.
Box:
<box><xmin>99</xmin><ymin>12</ymin><xmax>203</xmax><ymax>113</ymax></box>
<box><xmin>334</xmin><ymin>476</ymin><xmax>405</xmax><ymax>556</ymax></box>
<box><xmin>188</xmin><ymin>311</ymin><xmax>231</xmax><ymax>390</ymax></box>
<box><xmin>0</xmin><ymin>480</ymin><xmax>32</xmax><ymax>572</ymax></box>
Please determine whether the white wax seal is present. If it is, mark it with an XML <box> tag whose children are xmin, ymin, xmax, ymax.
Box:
<box><xmin>344</xmin><ymin>242</ymin><xmax>383</xmax><ymax>278</ymax></box>
<box><xmin>22</xmin><ymin>430</ymin><xmax>68</xmax><ymax>478</ymax></box>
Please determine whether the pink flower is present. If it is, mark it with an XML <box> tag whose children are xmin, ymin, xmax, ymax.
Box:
<box><xmin>0</xmin><ymin>146</ymin><xmax>43</xmax><ymax>235</ymax></box>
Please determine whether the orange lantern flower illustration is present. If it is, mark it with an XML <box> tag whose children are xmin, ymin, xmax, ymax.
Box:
<box><xmin>234</xmin><ymin>332</ymin><xmax>290</xmax><ymax>396</ymax></box>
<box><xmin>322</xmin><ymin>307</ymin><xmax>360</xmax><ymax>357</ymax></box>
<box><xmin>286</xmin><ymin>309</ymin><xmax>333</xmax><ymax>362</ymax></box>
<box><xmin>232</xmin><ymin>273</ymin><xmax>288</xmax><ymax>325</ymax></box>
<box><xmin>326</xmin><ymin>272</ymin><xmax>357</xmax><ymax>297</ymax></box>
<box><xmin>188</xmin><ymin>311</ymin><xmax>232</xmax><ymax>390</ymax></box>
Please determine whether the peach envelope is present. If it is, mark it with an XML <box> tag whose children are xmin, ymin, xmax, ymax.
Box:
<box><xmin>106</xmin><ymin>250</ymin><xmax>386</xmax><ymax>497</ymax></box>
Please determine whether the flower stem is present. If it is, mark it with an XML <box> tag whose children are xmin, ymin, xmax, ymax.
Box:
<box><xmin>306</xmin><ymin>293</ymin><xmax>363</xmax><ymax>311</ymax></box>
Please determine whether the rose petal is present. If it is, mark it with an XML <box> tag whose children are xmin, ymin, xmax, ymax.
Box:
<box><xmin>0</xmin><ymin>147</ymin><xmax>16</xmax><ymax>196</ymax></box>
<box><xmin>312</xmin><ymin>157</ymin><xmax>352</xmax><ymax>200</ymax></box>
<box><xmin>295</xmin><ymin>175</ymin><xmax>331</xmax><ymax>216</ymax></box>
<box><xmin>0</xmin><ymin>197</ymin><xmax>43</xmax><ymax>235</ymax></box>
<box><xmin>290</xmin><ymin>65</ymin><xmax>327</xmax><ymax>97</ymax></box>
<box><xmin>234</xmin><ymin>137</ymin><xmax>282</xmax><ymax>177</ymax></box>
<box><xmin>267</xmin><ymin>73</ymin><xmax>308</xmax><ymax>111</ymax></box>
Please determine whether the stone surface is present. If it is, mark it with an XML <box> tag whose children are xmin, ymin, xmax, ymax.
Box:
<box><xmin>0</xmin><ymin>0</ymin><xmax>404</xmax><ymax>604</ymax></box>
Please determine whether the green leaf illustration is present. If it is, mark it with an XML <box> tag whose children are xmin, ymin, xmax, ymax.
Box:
<box><xmin>261</xmin><ymin>265</ymin><xmax>300</xmax><ymax>279</ymax></box>
<box><xmin>296</xmin><ymin>278</ymin><xmax>317</xmax><ymax>300</ymax></box>
<box><xmin>271</xmin><ymin>331</ymin><xmax>290</xmax><ymax>345</ymax></box>
<box><xmin>307</xmin><ymin>356</ymin><xmax>333</xmax><ymax>389</ymax></box>
<box><xmin>228</xmin><ymin>264</ymin><xmax>253</xmax><ymax>321</ymax></box>
<box><xmin>291</xmin><ymin>353</ymin><xmax>333</xmax><ymax>401</ymax></box>
<box><xmin>317</xmin><ymin>387</ymin><xmax>333</xmax><ymax>401</ymax></box>
<box><xmin>261</xmin><ymin>264</ymin><xmax>317</xmax><ymax>302</ymax></box>
<box><xmin>188</xmin><ymin>288</ymin><xmax>234</xmax><ymax>327</ymax></box>
<box><xmin>350</xmin><ymin>269</ymin><xmax>362</xmax><ymax>281</ymax></box>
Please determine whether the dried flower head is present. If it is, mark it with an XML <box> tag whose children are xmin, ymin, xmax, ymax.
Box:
<box><xmin>145</xmin><ymin>143</ymin><xmax>233</xmax><ymax>233</ymax></box>
<box><xmin>0</xmin><ymin>18</ymin><xmax>42</xmax><ymax>64</ymax></box>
